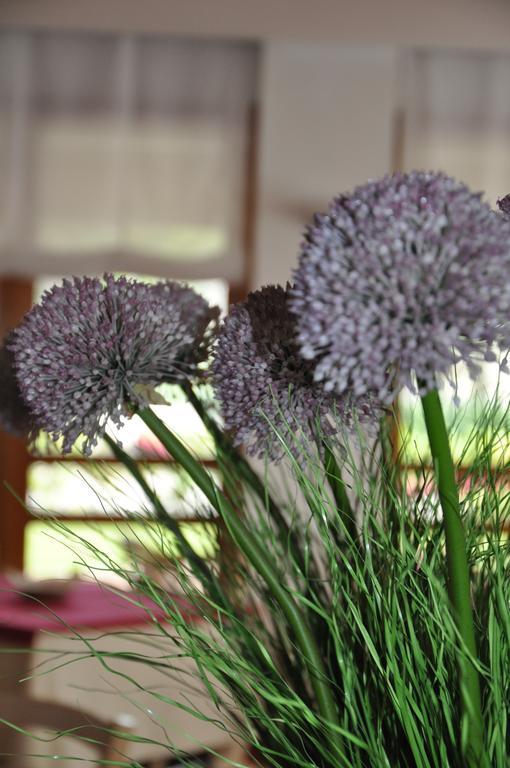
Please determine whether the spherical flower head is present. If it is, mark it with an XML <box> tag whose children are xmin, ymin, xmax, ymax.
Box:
<box><xmin>0</xmin><ymin>331</ymin><xmax>35</xmax><ymax>438</ymax></box>
<box><xmin>10</xmin><ymin>274</ymin><xmax>219</xmax><ymax>454</ymax></box>
<box><xmin>160</xmin><ymin>280</ymin><xmax>220</xmax><ymax>371</ymax></box>
<box><xmin>498</xmin><ymin>194</ymin><xmax>510</xmax><ymax>219</ymax></box>
<box><xmin>212</xmin><ymin>285</ymin><xmax>373</xmax><ymax>461</ymax></box>
<box><xmin>291</xmin><ymin>171</ymin><xmax>510</xmax><ymax>404</ymax></box>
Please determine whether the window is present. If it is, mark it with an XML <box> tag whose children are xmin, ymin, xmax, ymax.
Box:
<box><xmin>396</xmin><ymin>48</ymin><xmax>510</xmax><ymax>502</ymax></box>
<box><xmin>0</xmin><ymin>31</ymin><xmax>258</xmax><ymax>573</ymax></box>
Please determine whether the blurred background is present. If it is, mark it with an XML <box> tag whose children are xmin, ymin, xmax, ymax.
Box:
<box><xmin>1</xmin><ymin>2</ymin><xmax>510</xmax><ymax>765</ymax></box>
<box><xmin>0</xmin><ymin>0</ymin><xmax>510</xmax><ymax>578</ymax></box>
<box><xmin>0</xmin><ymin>0</ymin><xmax>509</xmax><ymax>581</ymax></box>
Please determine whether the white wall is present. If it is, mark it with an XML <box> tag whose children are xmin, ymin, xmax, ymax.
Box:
<box><xmin>254</xmin><ymin>43</ymin><xmax>398</xmax><ymax>287</ymax></box>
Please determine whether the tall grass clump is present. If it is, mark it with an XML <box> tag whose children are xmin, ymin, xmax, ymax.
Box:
<box><xmin>33</xmin><ymin>394</ymin><xmax>510</xmax><ymax>768</ymax></box>
<box><xmin>2</xmin><ymin>171</ymin><xmax>510</xmax><ymax>766</ymax></box>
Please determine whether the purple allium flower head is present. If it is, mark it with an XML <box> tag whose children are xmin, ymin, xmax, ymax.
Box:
<box><xmin>291</xmin><ymin>171</ymin><xmax>510</xmax><ymax>404</ymax></box>
<box><xmin>498</xmin><ymin>194</ymin><xmax>510</xmax><ymax>219</ymax></box>
<box><xmin>10</xmin><ymin>274</ymin><xmax>219</xmax><ymax>454</ymax></box>
<box><xmin>212</xmin><ymin>285</ymin><xmax>374</xmax><ymax>461</ymax></box>
<box><xmin>0</xmin><ymin>331</ymin><xmax>35</xmax><ymax>438</ymax></box>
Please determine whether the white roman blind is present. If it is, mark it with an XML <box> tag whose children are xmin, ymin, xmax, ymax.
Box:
<box><xmin>400</xmin><ymin>48</ymin><xmax>510</xmax><ymax>401</ymax></box>
<box><xmin>402</xmin><ymin>48</ymin><xmax>510</xmax><ymax>205</ymax></box>
<box><xmin>0</xmin><ymin>31</ymin><xmax>258</xmax><ymax>280</ymax></box>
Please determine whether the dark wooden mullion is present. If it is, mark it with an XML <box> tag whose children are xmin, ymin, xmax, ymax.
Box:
<box><xmin>27</xmin><ymin>513</ymin><xmax>217</xmax><ymax>524</ymax></box>
<box><xmin>31</xmin><ymin>454</ymin><xmax>219</xmax><ymax>468</ymax></box>
<box><xmin>0</xmin><ymin>277</ymin><xmax>33</xmax><ymax>570</ymax></box>
<box><xmin>226</xmin><ymin>100</ymin><xmax>258</xmax><ymax>307</ymax></box>
<box><xmin>402</xmin><ymin>462</ymin><xmax>510</xmax><ymax>481</ymax></box>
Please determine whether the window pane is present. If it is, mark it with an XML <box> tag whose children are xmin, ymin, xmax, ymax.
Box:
<box><xmin>27</xmin><ymin>461</ymin><xmax>221</xmax><ymax>518</ymax></box>
<box><xmin>398</xmin><ymin>361</ymin><xmax>510</xmax><ymax>466</ymax></box>
<box><xmin>24</xmin><ymin>520</ymin><xmax>217</xmax><ymax>580</ymax></box>
<box><xmin>33</xmin><ymin>274</ymin><xmax>229</xmax><ymax>312</ymax></box>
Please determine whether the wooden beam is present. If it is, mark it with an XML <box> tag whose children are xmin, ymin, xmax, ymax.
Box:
<box><xmin>31</xmin><ymin>454</ymin><xmax>219</xmax><ymax>468</ymax></box>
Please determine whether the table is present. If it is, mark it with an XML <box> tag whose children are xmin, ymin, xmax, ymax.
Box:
<box><xmin>0</xmin><ymin>575</ymin><xmax>189</xmax><ymax>694</ymax></box>
<box><xmin>0</xmin><ymin>576</ymin><xmax>186</xmax><ymax>636</ymax></box>
<box><xmin>0</xmin><ymin>577</ymin><xmax>239</xmax><ymax>767</ymax></box>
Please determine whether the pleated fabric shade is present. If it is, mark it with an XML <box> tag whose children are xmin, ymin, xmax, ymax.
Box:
<box><xmin>402</xmin><ymin>48</ymin><xmax>510</xmax><ymax>206</ymax></box>
<box><xmin>0</xmin><ymin>31</ymin><xmax>258</xmax><ymax>280</ymax></box>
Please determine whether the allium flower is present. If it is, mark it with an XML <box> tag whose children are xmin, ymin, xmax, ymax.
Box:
<box><xmin>0</xmin><ymin>331</ymin><xmax>34</xmax><ymax>438</ymax></box>
<box><xmin>498</xmin><ymin>194</ymin><xmax>510</xmax><ymax>218</ymax></box>
<box><xmin>212</xmin><ymin>285</ymin><xmax>373</xmax><ymax>460</ymax></box>
<box><xmin>291</xmin><ymin>171</ymin><xmax>510</xmax><ymax>404</ymax></box>
<box><xmin>10</xmin><ymin>274</ymin><xmax>219</xmax><ymax>454</ymax></box>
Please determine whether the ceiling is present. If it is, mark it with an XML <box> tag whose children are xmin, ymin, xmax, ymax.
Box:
<box><xmin>1</xmin><ymin>0</ymin><xmax>510</xmax><ymax>51</ymax></box>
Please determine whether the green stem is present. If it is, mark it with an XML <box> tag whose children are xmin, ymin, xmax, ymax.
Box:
<box><xmin>322</xmin><ymin>441</ymin><xmax>357</xmax><ymax>541</ymax></box>
<box><xmin>104</xmin><ymin>433</ymin><xmax>300</xmax><ymax>723</ymax></box>
<box><xmin>420</xmin><ymin>389</ymin><xmax>484</xmax><ymax>765</ymax></box>
<box><xmin>378</xmin><ymin>415</ymin><xmax>401</xmax><ymax>545</ymax></box>
<box><xmin>182</xmin><ymin>383</ymin><xmax>309</xmax><ymax>576</ymax></box>
<box><xmin>138</xmin><ymin>406</ymin><xmax>345</xmax><ymax>763</ymax></box>
<box><xmin>104</xmin><ymin>434</ymin><xmax>216</xmax><ymax>588</ymax></box>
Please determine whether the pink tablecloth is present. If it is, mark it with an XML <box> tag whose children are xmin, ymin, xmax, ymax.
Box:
<box><xmin>0</xmin><ymin>577</ymin><xmax>192</xmax><ymax>638</ymax></box>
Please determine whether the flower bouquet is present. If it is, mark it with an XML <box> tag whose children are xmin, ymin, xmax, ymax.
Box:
<box><xmin>3</xmin><ymin>172</ymin><xmax>510</xmax><ymax>767</ymax></box>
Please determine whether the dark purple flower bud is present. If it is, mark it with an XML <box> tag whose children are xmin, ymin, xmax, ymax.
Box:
<box><xmin>0</xmin><ymin>331</ymin><xmax>35</xmax><ymax>438</ymax></box>
<box><xmin>212</xmin><ymin>285</ymin><xmax>374</xmax><ymax>461</ymax></box>
<box><xmin>10</xmin><ymin>274</ymin><xmax>219</xmax><ymax>454</ymax></box>
<box><xmin>497</xmin><ymin>194</ymin><xmax>510</xmax><ymax>219</ymax></box>
<box><xmin>291</xmin><ymin>171</ymin><xmax>510</xmax><ymax>404</ymax></box>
